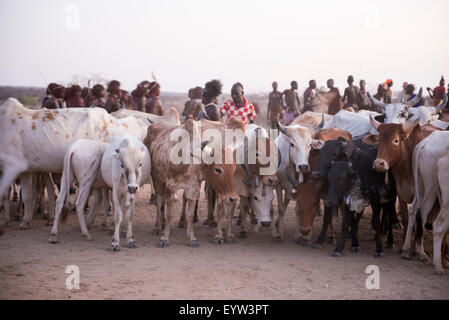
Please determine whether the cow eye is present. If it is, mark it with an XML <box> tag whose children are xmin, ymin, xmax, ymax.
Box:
<box><xmin>393</xmin><ymin>139</ymin><xmax>399</xmax><ymax>145</ymax></box>
<box><xmin>139</xmin><ymin>163</ymin><xmax>142</xmax><ymax>167</ymax></box>
<box><xmin>253</xmin><ymin>196</ymin><xmax>259</xmax><ymax>201</ymax></box>
<box><xmin>120</xmin><ymin>164</ymin><xmax>124</xmax><ymax>168</ymax></box>
<box><xmin>214</xmin><ymin>167</ymin><xmax>223</xmax><ymax>174</ymax></box>
<box><xmin>290</xmin><ymin>142</ymin><xmax>294</xmax><ymax>147</ymax></box>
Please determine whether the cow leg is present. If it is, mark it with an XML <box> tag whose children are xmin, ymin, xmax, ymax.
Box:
<box><xmin>399</xmin><ymin>199</ymin><xmax>409</xmax><ymax>240</ymax></box>
<box><xmin>125</xmin><ymin>197</ymin><xmax>137</xmax><ymax>248</ymax></box>
<box><xmin>401</xmin><ymin>200</ymin><xmax>417</xmax><ymax>260</ymax></box>
<box><xmin>313</xmin><ymin>206</ymin><xmax>334</xmax><ymax>248</ymax></box>
<box><xmin>49</xmin><ymin>170</ymin><xmax>72</xmax><ymax>243</ymax></box>
<box><xmin>193</xmin><ymin>200</ymin><xmax>199</xmax><ymax>223</ymax></box>
<box><xmin>371</xmin><ymin>202</ymin><xmax>384</xmax><ymax>257</ymax></box>
<box><xmin>414</xmin><ymin>199</ymin><xmax>436</xmax><ymax>263</ymax></box>
<box><xmin>350</xmin><ymin>210</ymin><xmax>363</xmax><ymax>253</ymax></box>
<box><xmin>385</xmin><ymin>201</ymin><xmax>396</xmax><ymax>249</ymax></box>
<box><xmin>75</xmin><ymin>183</ymin><xmax>93</xmax><ymax>241</ymax></box>
<box><xmin>102</xmin><ymin>188</ymin><xmax>111</xmax><ymax>230</ymax></box>
<box><xmin>186</xmin><ymin>198</ymin><xmax>199</xmax><ymax>247</ymax></box>
<box><xmin>332</xmin><ymin>206</ymin><xmax>352</xmax><ymax>257</ymax></box>
<box><xmin>43</xmin><ymin>173</ymin><xmax>55</xmax><ymax>225</ymax></box>
<box><xmin>214</xmin><ymin>200</ymin><xmax>225</xmax><ymax>244</ymax></box>
<box><xmin>178</xmin><ymin>192</ymin><xmax>187</xmax><ymax>228</ymax></box>
<box><xmin>203</xmin><ymin>184</ymin><xmax>217</xmax><ymax>227</ymax></box>
<box><xmin>0</xmin><ymin>159</ymin><xmax>26</xmax><ymax>200</ymax></box>
<box><xmin>19</xmin><ymin>173</ymin><xmax>34</xmax><ymax>229</ymax></box>
<box><xmin>225</xmin><ymin>202</ymin><xmax>236</xmax><ymax>243</ymax></box>
<box><xmin>154</xmin><ymin>195</ymin><xmax>165</xmax><ymax>234</ymax></box>
<box><xmin>108</xmin><ymin>188</ymin><xmax>123</xmax><ymax>251</ymax></box>
<box><xmin>159</xmin><ymin>194</ymin><xmax>174</xmax><ymax>248</ymax></box>
<box><xmin>239</xmin><ymin>196</ymin><xmax>250</xmax><ymax>238</ymax></box>
<box><xmin>86</xmin><ymin>188</ymin><xmax>102</xmax><ymax>227</ymax></box>
<box><xmin>433</xmin><ymin>205</ymin><xmax>449</xmax><ymax>275</ymax></box>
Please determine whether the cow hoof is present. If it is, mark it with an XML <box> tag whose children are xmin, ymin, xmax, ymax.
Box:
<box><xmin>159</xmin><ymin>240</ymin><xmax>169</xmax><ymax>248</ymax></box>
<box><xmin>178</xmin><ymin>221</ymin><xmax>186</xmax><ymax>229</ymax></box>
<box><xmin>18</xmin><ymin>222</ymin><xmax>31</xmax><ymax>230</ymax></box>
<box><xmin>272</xmin><ymin>236</ymin><xmax>282</xmax><ymax>243</ymax></box>
<box><xmin>331</xmin><ymin>251</ymin><xmax>342</xmax><ymax>257</ymax></box>
<box><xmin>351</xmin><ymin>246</ymin><xmax>361</xmax><ymax>253</ymax></box>
<box><xmin>225</xmin><ymin>237</ymin><xmax>236</xmax><ymax>244</ymax></box>
<box><xmin>312</xmin><ymin>243</ymin><xmax>323</xmax><ymax>249</ymax></box>
<box><xmin>435</xmin><ymin>268</ymin><xmax>446</xmax><ymax>276</ymax></box>
<box><xmin>251</xmin><ymin>218</ymin><xmax>258</xmax><ymax>225</ymax></box>
<box><xmin>239</xmin><ymin>231</ymin><xmax>248</xmax><ymax>238</ymax></box>
<box><xmin>48</xmin><ymin>235</ymin><xmax>59</xmax><ymax>244</ymax></box>
<box><xmin>392</xmin><ymin>223</ymin><xmax>402</xmax><ymax>230</ymax></box>
<box><xmin>401</xmin><ymin>251</ymin><xmax>412</xmax><ymax>260</ymax></box>
<box><xmin>326</xmin><ymin>236</ymin><xmax>336</xmax><ymax>245</ymax></box>
<box><xmin>127</xmin><ymin>242</ymin><xmax>137</xmax><ymax>249</ymax></box>
<box><xmin>214</xmin><ymin>237</ymin><xmax>224</xmax><ymax>245</ymax></box>
<box><xmin>295</xmin><ymin>238</ymin><xmax>310</xmax><ymax>247</ymax></box>
<box><xmin>418</xmin><ymin>254</ymin><xmax>430</xmax><ymax>263</ymax></box>
<box><xmin>236</xmin><ymin>219</ymin><xmax>242</xmax><ymax>226</ymax></box>
<box><xmin>107</xmin><ymin>244</ymin><xmax>120</xmax><ymax>252</ymax></box>
<box><xmin>191</xmin><ymin>240</ymin><xmax>200</xmax><ymax>248</ymax></box>
<box><xmin>374</xmin><ymin>252</ymin><xmax>385</xmax><ymax>258</ymax></box>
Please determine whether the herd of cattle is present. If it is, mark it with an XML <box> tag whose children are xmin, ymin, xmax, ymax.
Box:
<box><xmin>0</xmin><ymin>87</ymin><xmax>449</xmax><ymax>275</ymax></box>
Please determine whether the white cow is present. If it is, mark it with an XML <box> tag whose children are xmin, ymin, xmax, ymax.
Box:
<box><xmin>49</xmin><ymin>139</ymin><xmax>109</xmax><ymax>243</ymax></box>
<box><xmin>111</xmin><ymin>107</ymin><xmax>181</xmax><ymax>125</ymax></box>
<box><xmin>274</xmin><ymin>117</ymin><xmax>325</xmax><ymax>240</ymax></box>
<box><xmin>403</xmin><ymin>131</ymin><xmax>449</xmax><ymax>273</ymax></box>
<box><xmin>101</xmin><ymin>133</ymin><xmax>151</xmax><ymax>251</ymax></box>
<box><xmin>323</xmin><ymin>110</ymin><xmax>380</xmax><ymax>137</ymax></box>
<box><xmin>0</xmin><ymin>98</ymin><xmax>152</xmax><ymax>228</ymax></box>
<box><xmin>369</xmin><ymin>88</ymin><xmax>447</xmax><ymax>126</ymax></box>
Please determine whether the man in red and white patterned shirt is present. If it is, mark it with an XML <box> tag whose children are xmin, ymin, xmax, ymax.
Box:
<box><xmin>220</xmin><ymin>82</ymin><xmax>256</xmax><ymax>126</ymax></box>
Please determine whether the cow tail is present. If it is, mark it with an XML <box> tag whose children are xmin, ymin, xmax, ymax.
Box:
<box><xmin>416</xmin><ymin>209</ymin><xmax>423</xmax><ymax>245</ymax></box>
<box><xmin>412</xmin><ymin>143</ymin><xmax>422</xmax><ymax>208</ymax></box>
<box><xmin>61</xmin><ymin>147</ymin><xmax>75</xmax><ymax>224</ymax></box>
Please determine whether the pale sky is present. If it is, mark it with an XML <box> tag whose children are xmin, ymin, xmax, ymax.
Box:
<box><xmin>0</xmin><ymin>0</ymin><xmax>448</xmax><ymax>93</ymax></box>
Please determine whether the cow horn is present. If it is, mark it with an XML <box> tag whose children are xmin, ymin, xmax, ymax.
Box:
<box><xmin>277</xmin><ymin>114</ymin><xmax>288</xmax><ymax>134</ymax></box>
<box><xmin>367</xmin><ymin>92</ymin><xmax>386</xmax><ymax>110</ymax></box>
<box><xmin>286</xmin><ymin>168</ymin><xmax>300</xmax><ymax>188</ymax></box>
<box><xmin>370</xmin><ymin>114</ymin><xmax>381</xmax><ymax>131</ymax></box>
<box><xmin>405</xmin><ymin>87</ymin><xmax>423</xmax><ymax>109</ymax></box>
<box><xmin>313</xmin><ymin>114</ymin><xmax>325</xmax><ymax>133</ymax></box>
<box><xmin>435</xmin><ymin>94</ymin><xmax>448</xmax><ymax>113</ymax></box>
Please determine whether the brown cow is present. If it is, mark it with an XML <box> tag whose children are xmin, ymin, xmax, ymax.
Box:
<box><xmin>294</xmin><ymin>128</ymin><xmax>352</xmax><ymax>246</ymax></box>
<box><xmin>370</xmin><ymin>117</ymin><xmax>440</xmax><ymax>238</ymax></box>
<box><xmin>144</xmin><ymin>119</ymin><xmax>238</xmax><ymax>247</ymax></box>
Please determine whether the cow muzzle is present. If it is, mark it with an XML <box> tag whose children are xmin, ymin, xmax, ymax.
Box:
<box><xmin>127</xmin><ymin>184</ymin><xmax>139</xmax><ymax>194</ymax></box>
<box><xmin>373</xmin><ymin>159</ymin><xmax>389</xmax><ymax>172</ymax></box>
<box><xmin>297</xmin><ymin>164</ymin><xmax>310</xmax><ymax>173</ymax></box>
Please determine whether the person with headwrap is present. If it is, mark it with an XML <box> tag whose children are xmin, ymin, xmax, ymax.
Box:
<box><xmin>105</xmin><ymin>80</ymin><xmax>122</xmax><ymax>113</ymax></box>
<box><xmin>65</xmin><ymin>84</ymin><xmax>85</xmax><ymax>108</ymax></box>
<box><xmin>42</xmin><ymin>82</ymin><xmax>58</xmax><ymax>108</ymax></box>
<box><xmin>145</xmin><ymin>82</ymin><xmax>164</xmax><ymax>115</ymax></box>
<box><xmin>185</xmin><ymin>86</ymin><xmax>203</xmax><ymax>120</ymax></box>
<box><xmin>182</xmin><ymin>88</ymin><xmax>194</xmax><ymax>120</ymax></box>
<box><xmin>43</xmin><ymin>84</ymin><xmax>67</xmax><ymax>109</ymax></box>
<box><xmin>87</xmin><ymin>84</ymin><xmax>106</xmax><ymax>108</ymax></box>
<box><xmin>196</xmin><ymin>79</ymin><xmax>223</xmax><ymax>121</ymax></box>
<box><xmin>383</xmin><ymin>78</ymin><xmax>393</xmax><ymax>104</ymax></box>
<box><xmin>132</xmin><ymin>82</ymin><xmax>148</xmax><ymax>112</ymax></box>
<box><xmin>427</xmin><ymin>76</ymin><xmax>446</xmax><ymax>106</ymax></box>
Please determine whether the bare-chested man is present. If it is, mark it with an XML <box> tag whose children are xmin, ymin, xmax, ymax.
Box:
<box><xmin>357</xmin><ymin>80</ymin><xmax>371</xmax><ymax>110</ymax></box>
<box><xmin>267</xmin><ymin>81</ymin><xmax>284</xmax><ymax>129</ymax></box>
<box><xmin>342</xmin><ymin>75</ymin><xmax>359</xmax><ymax>110</ymax></box>
<box><xmin>326</xmin><ymin>79</ymin><xmax>343</xmax><ymax>115</ymax></box>
<box><xmin>303</xmin><ymin>80</ymin><xmax>317</xmax><ymax>113</ymax></box>
<box><xmin>145</xmin><ymin>82</ymin><xmax>164</xmax><ymax>115</ymax></box>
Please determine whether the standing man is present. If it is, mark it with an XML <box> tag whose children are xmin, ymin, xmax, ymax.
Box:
<box><xmin>342</xmin><ymin>75</ymin><xmax>359</xmax><ymax>110</ymax></box>
<box><xmin>220</xmin><ymin>82</ymin><xmax>256</xmax><ymax>126</ymax></box>
<box><xmin>427</xmin><ymin>76</ymin><xmax>446</xmax><ymax>106</ymax></box>
<box><xmin>326</xmin><ymin>79</ymin><xmax>343</xmax><ymax>115</ymax></box>
<box><xmin>303</xmin><ymin>80</ymin><xmax>317</xmax><ymax>113</ymax></box>
<box><xmin>267</xmin><ymin>81</ymin><xmax>284</xmax><ymax>129</ymax></box>
<box><xmin>197</xmin><ymin>79</ymin><xmax>223</xmax><ymax>121</ymax></box>
<box><xmin>145</xmin><ymin>81</ymin><xmax>164</xmax><ymax>115</ymax></box>
<box><xmin>357</xmin><ymin>80</ymin><xmax>371</xmax><ymax>111</ymax></box>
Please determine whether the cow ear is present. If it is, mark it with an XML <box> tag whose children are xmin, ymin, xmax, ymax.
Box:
<box><xmin>362</xmin><ymin>134</ymin><xmax>378</xmax><ymax>146</ymax></box>
<box><xmin>113</xmin><ymin>149</ymin><xmax>120</xmax><ymax>160</ymax></box>
<box><xmin>311</xmin><ymin>139</ymin><xmax>325</xmax><ymax>150</ymax></box>
<box><xmin>374</xmin><ymin>114</ymin><xmax>385</xmax><ymax>123</ymax></box>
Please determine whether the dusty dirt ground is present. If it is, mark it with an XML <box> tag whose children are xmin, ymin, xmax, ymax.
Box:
<box><xmin>0</xmin><ymin>184</ymin><xmax>448</xmax><ymax>300</ymax></box>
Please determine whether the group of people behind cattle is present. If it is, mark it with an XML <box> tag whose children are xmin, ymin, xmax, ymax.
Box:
<box><xmin>41</xmin><ymin>80</ymin><xmax>165</xmax><ymax>115</ymax></box>
<box><xmin>266</xmin><ymin>76</ymin><xmax>449</xmax><ymax>128</ymax></box>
